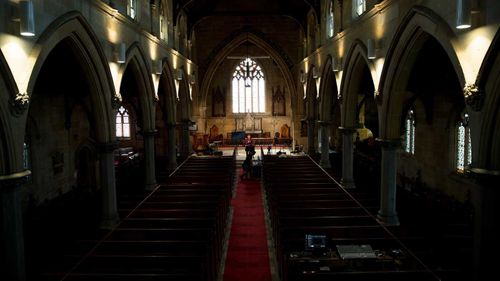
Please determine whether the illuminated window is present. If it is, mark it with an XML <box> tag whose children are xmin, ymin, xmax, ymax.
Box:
<box><xmin>232</xmin><ymin>58</ymin><xmax>265</xmax><ymax>113</ymax></box>
<box><xmin>456</xmin><ymin>113</ymin><xmax>472</xmax><ymax>172</ymax></box>
<box><xmin>127</xmin><ymin>0</ymin><xmax>137</xmax><ymax>19</ymax></box>
<box><xmin>352</xmin><ymin>0</ymin><xmax>366</xmax><ymax>18</ymax></box>
<box><xmin>116</xmin><ymin>106</ymin><xmax>131</xmax><ymax>138</ymax></box>
<box><xmin>23</xmin><ymin>142</ymin><xmax>30</xmax><ymax>170</ymax></box>
<box><xmin>327</xmin><ymin>1</ymin><xmax>334</xmax><ymax>38</ymax></box>
<box><xmin>404</xmin><ymin>109</ymin><xmax>415</xmax><ymax>155</ymax></box>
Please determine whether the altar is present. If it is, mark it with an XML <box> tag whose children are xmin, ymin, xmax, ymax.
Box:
<box><xmin>235</xmin><ymin>112</ymin><xmax>262</xmax><ymax>133</ymax></box>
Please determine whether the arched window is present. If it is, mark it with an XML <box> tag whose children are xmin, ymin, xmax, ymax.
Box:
<box><xmin>404</xmin><ymin>109</ymin><xmax>415</xmax><ymax>155</ymax></box>
<box><xmin>128</xmin><ymin>0</ymin><xmax>137</xmax><ymax>19</ymax></box>
<box><xmin>456</xmin><ymin>113</ymin><xmax>472</xmax><ymax>172</ymax></box>
<box><xmin>23</xmin><ymin>141</ymin><xmax>30</xmax><ymax>170</ymax></box>
<box><xmin>232</xmin><ymin>58</ymin><xmax>265</xmax><ymax>113</ymax></box>
<box><xmin>352</xmin><ymin>0</ymin><xmax>366</xmax><ymax>18</ymax></box>
<box><xmin>327</xmin><ymin>0</ymin><xmax>334</xmax><ymax>38</ymax></box>
<box><xmin>159</xmin><ymin>10</ymin><xmax>167</xmax><ymax>42</ymax></box>
<box><xmin>116</xmin><ymin>106</ymin><xmax>131</xmax><ymax>138</ymax></box>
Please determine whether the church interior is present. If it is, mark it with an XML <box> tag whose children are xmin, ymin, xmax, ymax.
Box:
<box><xmin>1</xmin><ymin>0</ymin><xmax>499</xmax><ymax>280</ymax></box>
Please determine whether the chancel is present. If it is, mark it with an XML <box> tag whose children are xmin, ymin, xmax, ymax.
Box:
<box><xmin>0</xmin><ymin>1</ymin><xmax>499</xmax><ymax>281</ymax></box>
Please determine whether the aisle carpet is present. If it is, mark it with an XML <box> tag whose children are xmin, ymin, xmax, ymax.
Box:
<box><xmin>223</xmin><ymin>169</ymin><xmax>272</xmax><ymax>281</ymax></box>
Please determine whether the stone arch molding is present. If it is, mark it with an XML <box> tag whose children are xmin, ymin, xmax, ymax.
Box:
<box><xmin>340</xmin><ymin>39</ymin><xmax>378</xmax><ymax>128</ymax></box>
<box><xmin>0</xmin><ymin>50</ymin><xmax>19</xmax><ymax>174</ymax></box>
<box><xmin>318</xmin><ymin>55</ymin><xmax>339</xmax><ymax>122</ymax></box>
<box><xmin>158</xmin><ymin>58</ymin><xmax>177</xmax><ymax>125</ymax></box>
<box><xmin>27</xmin><ymin>12</ymin><xmax>116</xmax><ymax>143</ymax></box>
<box><xmin>199</xmin><ymin>31</ymin><xmax>297</xmax><ymax>116</ymax></box>
<box><xmin>379</xmin><ymin>6</ymin><xmax>465</xmax><ymax>140</ymax></box>
<box><xmin>118</xmin><ymin>42</ymin><xmax>157</xmax><ymax>132</ymax></box>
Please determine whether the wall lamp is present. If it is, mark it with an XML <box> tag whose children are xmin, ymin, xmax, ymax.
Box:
<box><xmin>312</xmin><ymin>66</ymin><xmax>319</xmax><ymax>79</ymax></box>
<box><xmin>152</xmin><ymin>59</ymin><xmax>163</xmax><ymax>75</ymax></box>
<box><xmin>367</xmin><ymin>38</ymin><xmax>376</xmax><ymax>60</ymax></box>
<box><xmin>19</xmin><ymin>0</ymin><xmax>35</xmax><ymax>37</ymax></box>
<box><xmin>188</xmin><ymin>73</ymin><xmax>196</xmax><ymax>85</ymax></box>
<box><xmin>175</xmin><ymin>68</ymin><xmax>183</xmax><ymax>80</ymax></box>
<box><xmin>456</xmin><ymin>0</ymin><xmax>471</xmax><ymax>29</ymax></box>
<box><xmin>115</xmin><ymin>43</ymin><xmax>126</xmax><ymax>64</ymax></box>
<box><xmin>332</xmin><ymin>57</ymin><xmax>342</xmax><ymax>72</ymax></box>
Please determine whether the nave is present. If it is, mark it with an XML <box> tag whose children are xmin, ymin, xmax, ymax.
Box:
<box><xmin>20</xmin><ymin>147</ymin><xmax>473</xmax><ymax>281</ymax></box>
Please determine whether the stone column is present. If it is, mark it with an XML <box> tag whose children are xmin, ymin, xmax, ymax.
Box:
<box><xmin>98</xmin><ymin>142</ymin><xmax>120</xmax><ymax>229</ymax></box>
<box><xmin>470</xmin><ymin>168</ymin><xmax>500</xmax><ymax>281</ymax></box>
<box><xmin>339</xmin><ymin>127</ymin><xmax>356</xmax><ymax>188</ymax></box>
<box><xmin>307</xmin><ymin>119</ymin><xmax>316</xmax><ymax>154</ymax></box>
<box><xmin>180</xmin><ymin>120</ymin><xmax>192</xmax><ymax>158</ymax></box>
<box><xmin>0</xmin><ymin>170</ymin><xmax>31</xmax><ymax>281</ymax></box>
<box><xmin>142</xmin><ymin>130</ymin><xmax>157</xmax><ymax>191</ymax></box>
<box><xmin>318</xmin><ymin>121</ymin><xmax>331</xmax><ymax>168</ymax></box>
<box><xmin>376</xmin><ymin>139</ymin><xmax>400</xmax><ymax>225</ymax></box>
<box><xmin>166</xmin><ymin>123</ymin><xmax>177</xmax><ymax>170</ymax></box>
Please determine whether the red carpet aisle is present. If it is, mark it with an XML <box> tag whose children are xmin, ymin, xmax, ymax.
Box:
<box><xmin>223</xmin><ymin>169</ymin><xmax>272</xmax><ymax>281</ymax></box>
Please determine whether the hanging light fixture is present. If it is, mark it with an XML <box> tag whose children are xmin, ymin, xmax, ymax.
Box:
<box><xmin>367</xmin><ymin>38</ymin><xmax>376</xmax><ymax>60</ymax></box>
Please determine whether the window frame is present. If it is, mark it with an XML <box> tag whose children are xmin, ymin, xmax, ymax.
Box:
<box><xmin>116</xmin><ymin>106</ymin><xmax>132</xmax><ymax>140</ymax></box>
<box><xmin>232</xmin><ymin>58</ymin><xmax>266</xmax><ymax>114</ymax></box>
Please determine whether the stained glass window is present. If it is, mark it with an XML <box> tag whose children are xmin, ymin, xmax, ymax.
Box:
<box><xmin>404</xmin><ymin>109</ymin><xmax>415</xmax><ymax>155</ymax></box>
<box><xmin>128</xmin><ymin>0</ymin><xmax>137</xmax><ymax>19</ymax></box>
<box><xmin>23</xmin><ymin>142</ymin><xmax>30</xmax><ymax>170</ymax></box>
<box><xmin>353</xmin><ymin>0</ymin><xmax>366</xmax><ymax>18</ymax></box>
<box><xmin>116</xmin><ymin>106</ymin><xmax>131</xmax><ymax>138</ymax></box>
<box><xmin>232</xmin><ymin>58</ymin><xmax>265</xmax><ymax>113</ymax></box>
<box><xmin>456</xmin><ymin>113</ymin><xmax>472</xmax><ymax>172</ymax></box>
<box><xmin>327</xmin><ymin>1</ymin><xmax>334</xmax><ymax>38</ymax></box>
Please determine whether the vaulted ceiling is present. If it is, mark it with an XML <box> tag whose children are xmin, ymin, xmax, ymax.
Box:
<box><xmin>174</xmin><ymin>0</ymin><xmax>320</xmax><ymax>31</ymax></box>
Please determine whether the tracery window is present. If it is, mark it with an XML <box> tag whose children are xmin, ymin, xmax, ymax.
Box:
<box><xmin>116</xmin><ymin>106</ymin><xmax>131</xmax><ymax>138</ymax></box>
<box><xmin>327</xmin><ymin>0</ymin><xmax>334</xmax><ymax>38</ymax></box>
<box><xmin>404</xmin><ymin>109</ymin><xmax>415</xmax><ymax>155</ymax></box>
<box><xmin>232</xmin><ymin>58</ymin><xmax>265</xmax><ymax>113</ymax></box>
<box><xmin>456</xmin><ymin>113</ymin><xmax>472</xmax><ymax>172</ymax></box>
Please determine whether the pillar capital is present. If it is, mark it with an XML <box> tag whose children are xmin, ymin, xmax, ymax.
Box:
<box><xmin>140</xmin><ymin>129</ymin><xmax>158</xmax><ymax>137</ymax></box>
<box><xmin>317</xmin><ymin>120</ymin><xmax>330</xmax><ymax>126</ymax></box>
<box><xmin>376</xmin><ymin>138</ymin><xmax>401</xmax><ymax>149</ymax></box>
<box><xmin>97</xmin><ymin>141</ymin><xmax>119</xmax><ymax>153</ymax></box>
<box><xmin>338</xmin><ymin>126</ymin><xmax>357</xmax><ymax>134</ymax></box>
<box><xmin>0</xmin><ymin>170</ymin><xmax>31</xmax><ymax>190</ymax></box>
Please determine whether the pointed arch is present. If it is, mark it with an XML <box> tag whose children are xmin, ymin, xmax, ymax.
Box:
<box><xmin>0</xmin><ymin>50</ymin><xmax>18</xmax><ymax>174</ymax></box>
<box><xmin>199</xmin><ymin>31</ymin><xmax>296</xmax><ymax>115</ymax></box>
<box><xmin>340</xmin><ymin>39</ymin><xmax>377</xmax><ymax>128</ymax></box>
<box><xmin>305</xmin><ymin>65</ymin><xmax>319</xmax><ymax>119</ymax></box>
<box><xmin>177</xmin><ymin>67</ymin><xmax>191</xmax><ymax>121</ymax></box>
<box><xmin>476</xmin><ymin>27</ymin><xmax>500</xmax><ymax>169</ymax></box>
<box><xmin>120</xmin><ymin>42</ymin><xmax>156</xmax><ymax>131</ymax></box>
<box><xmin>27</xmin><ymin>12</ymin><xmax>115</xmax><ymax>143</ymax></box>
<box><xmin>157</xmin><ymin>59</ymin><xmax>177</xmax><ymax>125</ymax></box>
<box><xmin>379</xmin><ymin>6</ymin><xmax>464</xmax><ymax>139</ymax></box>
<box><xmin>318</xmin><ymin>55</ymin><xmax>339</xmax><ymax>121</ymax></box>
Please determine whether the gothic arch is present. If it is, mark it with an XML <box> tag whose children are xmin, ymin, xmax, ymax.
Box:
<box><xmin>0</xmin><ymin>50</ymin><xmax>18</xmax><ymax>174</ymax></box>
<box><xmin>120</xmin><ymin>43</ymin><xmax>156</xmax><ymax>132</ymax></box>
<box><xmin>379</xmin><ymin>6</ymin><xmax>464</xmax><ymax>139</ymax></box>
<box><xmin>177</xmin><ymin>67</ymin><xmax>191</xmax><ymax>121</ymax></box>
<box><xmin>158</xmin><ymin>59</ymin><xmax>177</xmax><ymax>125</ymax></box>
<box><xmin>340</xmin><ymin>39</ymin><xmax>377</xmax><ymax>128</ymax></box>
<box><xmin>199</xmin><ymin>31</ymin><xmax>296</xmax><ymax>115</ymax></box>
<box><xmin>476</xmin><ymin>27</ymin><xmax>500</xmax><ymax>169</ymax></box>
<box><xmin>305</xmin><ymin>65</ymin><xmax>319</xmax><ymax>119</ymax></box>
<box><xmin>27</xmin><ymin>12</ymin><xmax>115</xmax><ymax>143</ymax></box>
<box><xmin>318</xmin><ymin>55</ymin><xmax>339</xmax><ymax>121</ymax></box>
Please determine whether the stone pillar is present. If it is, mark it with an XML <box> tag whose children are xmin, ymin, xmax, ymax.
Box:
<box><xmin>180</xmin><ymin>120</ymin><xmax>192</xmax><ymax>158</ymax></box>
<box><xmin>339</xmin><ymin>127</ymin><xmax>356</xmax><ymax>188</ymax></box>
<box><xmin>470</xmin><ymin>168</ymin><xmax>500</xmax><ymax>281</ymax></box>
<box><xmin>376</xmin><ymin>139</ymin><xmax>400</xmax><ymax>225</ymax></box>
<box><xmin>0</xmin><ymin>170</ymin><xmax>30</xmax><ymax>281</ymax></box>
<box><xmin>307</xmin><ymin>119</ymin><xmax>316</xmax><ymax>154</ymax></box>
<box><xmin>318</xmin><ymin>121</ymin><xmax>331</xmax><ymax>168</ymax></box>
<box><xmin>166</xmin><ymin>123</ymin><xmax>177</xmax><ymax>170</ymax></box>
<box><xmin>142</xmin><ymin>130</ymin><xmax>158</xmax><ymax>191</ymax></box>
<box><xmin>98</xmin><ymin>142</ymin><xmax>120</xmax><ymax>229</ymax></box>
